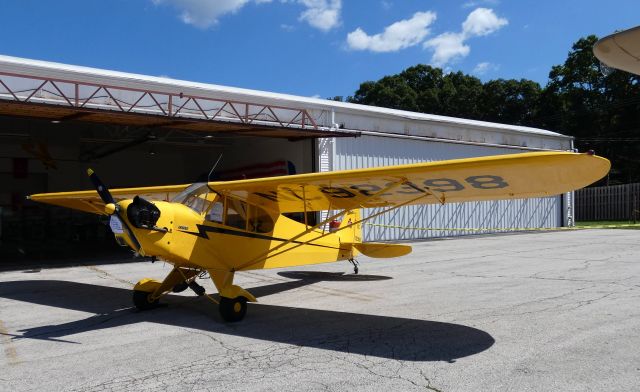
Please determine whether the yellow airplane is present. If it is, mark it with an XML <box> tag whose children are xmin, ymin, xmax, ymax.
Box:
<box><xmin>29</xmin><ymin>151</ymin><xmax>610</xmax><ymax>322</ymax></box>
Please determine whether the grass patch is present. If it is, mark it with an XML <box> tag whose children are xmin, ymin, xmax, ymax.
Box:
<box><xmin>575</xmin><ymin>221</ymin><xmax>640</xmax><ymax>229</ymax></box>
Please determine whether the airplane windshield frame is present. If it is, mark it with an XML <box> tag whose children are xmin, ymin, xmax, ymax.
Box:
<box><xmin>172</xmin><ymin>183</ymin><xmax>215</xmax><ymax>214</ymax></box>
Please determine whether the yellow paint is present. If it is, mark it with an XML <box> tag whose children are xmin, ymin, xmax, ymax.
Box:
<box><xmin>104</xmin><ymin>203</ymin><xmax>116</xmax><ymax>215</ymax></box>
<box><xmin>219</xmin><ymin>285</ymin><xmax>257</xmax><ymax>303</ymax></box>
<box><xmin>27</xmin><ymin>151</ymin><xmax>610</xmax><ymax>313</ymax></box>
<box><xmin>352</xmin><ymin>242</ymin><xmax>413</xmax><ymax>258</ymax></box>
<box><xmin>133</xmin><ymin>278</ymin><xmax>162</xmax><ymax>292</ymax></box>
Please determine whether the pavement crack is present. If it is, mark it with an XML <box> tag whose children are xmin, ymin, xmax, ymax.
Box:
<box><xmin>83</xmin><ymin>265</ymin><xmax>134</xmax><ymax>287</ymax></box>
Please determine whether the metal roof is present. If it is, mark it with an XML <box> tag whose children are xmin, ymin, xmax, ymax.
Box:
<box><xmin>0</xmin><ymin>54</ymin><xmax>570</xmax><ymax>144</ymax></box>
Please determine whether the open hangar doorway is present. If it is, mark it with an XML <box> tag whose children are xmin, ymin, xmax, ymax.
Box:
<box><xmin>0</xmin><ymin>114</ymin><xmax>317</xmax><ymax>266</ymax></box>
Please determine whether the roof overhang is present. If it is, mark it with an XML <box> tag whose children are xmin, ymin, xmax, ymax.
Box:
<box><xmin>0</xmin><ymin>58</ymin><xmax>357</xmax><ymax>140</ymax></box>
<box><xmin>0</xmin><ymin>54</ymin><xmax>569</xmax><ymax>148</ymax></box>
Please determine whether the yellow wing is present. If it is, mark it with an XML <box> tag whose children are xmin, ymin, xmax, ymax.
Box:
<box><xmin>210</xmin><ymin>151</ymin><xmax>610</xmax><ymax>213</ymax></box>
<box><xmin>28</xmin><ymin>184</ymin><xmax>188</xmax><ymax>215</ymax></box>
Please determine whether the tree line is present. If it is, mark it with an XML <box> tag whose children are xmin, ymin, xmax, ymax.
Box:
<box><xmin>333</xmin><ymin>36</ymin><xmax>640</xmax><ymax>185</ymax></box>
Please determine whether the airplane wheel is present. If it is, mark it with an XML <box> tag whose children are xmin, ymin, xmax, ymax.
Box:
<box><xmin>133</xmin><ymin>290</ymin><xmax>159</xmax><ymax>310</ymax></box>
<box><xmin>219</xmin><ymin>296</ymin><xmax>247</xmax><ymax>322</ymax></box>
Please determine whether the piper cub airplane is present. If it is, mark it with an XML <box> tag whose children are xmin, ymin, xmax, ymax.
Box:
<box><xmin>29</xmin><ymin>151</ymin><xmax>610</xmax><ymax>322</ymax></box>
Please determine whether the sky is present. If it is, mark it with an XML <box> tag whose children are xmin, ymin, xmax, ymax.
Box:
<box><xmin>0</xmin><ymin>0</ymin><xmax>638</xmax><ymax>99</ymax></box>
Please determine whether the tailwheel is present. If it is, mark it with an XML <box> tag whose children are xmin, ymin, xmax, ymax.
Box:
<box><xmin>348</xmin><ymin>258</ymin><xmax>359</xmax><ymax>274</ymax></box>
<box><xmin>133</xmin><ymin>290</ymin><xmax>159</xmax><ymax>310</ymax></box>
<box><xmin>219</xmin><ymin>296</ymin><xmax>248</xmax><ymax>322</ymax></box>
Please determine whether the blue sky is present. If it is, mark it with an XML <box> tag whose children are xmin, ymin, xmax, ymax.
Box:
<box><xmin>0</xmin><ymin>1</ymin><xmax>638</xmax><ymax>99</ymax></box>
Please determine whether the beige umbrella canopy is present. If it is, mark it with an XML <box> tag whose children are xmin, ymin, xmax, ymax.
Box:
<box><xmin>593</xmin><ymin>25</ymin><xmax>640</xmax><ymax>76</ymax></box>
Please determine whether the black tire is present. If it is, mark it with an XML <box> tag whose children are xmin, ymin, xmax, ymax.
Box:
<box><xmin>219</xmin><ymin>296</ymin><xmax>247</xmax><ymax>322</ymax></box>
<box><xmin>133</xmin><ymin>290</ymin><xmax>159</xmax><ymax>310</ymax></box>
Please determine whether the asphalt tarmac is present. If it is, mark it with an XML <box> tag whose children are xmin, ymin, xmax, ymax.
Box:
<box><xmin>1</xmin><ymin>229</ymin><xmax>639</xmax><ymax>391</ymax></box>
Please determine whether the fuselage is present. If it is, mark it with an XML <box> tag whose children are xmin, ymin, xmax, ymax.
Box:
<box><xmin>114</xmin><ymin>196</ymin><xmax>357</xmax><ymax>272</ymax></box>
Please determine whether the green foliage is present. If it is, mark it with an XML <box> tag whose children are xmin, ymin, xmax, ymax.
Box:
<box><xmin>346</xmin><ymin>35</ymin><xmax>640</xmax><ymax>185</ymax></box>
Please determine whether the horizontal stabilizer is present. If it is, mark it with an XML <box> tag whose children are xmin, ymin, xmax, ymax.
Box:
<box><xmin>351</xmin><ymin>242</ymin><xmax>412</xmax><ymax>258</ymax></box>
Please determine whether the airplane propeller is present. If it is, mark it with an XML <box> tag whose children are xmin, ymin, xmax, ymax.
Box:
<box><xmin>87</xmin><ymin>168</ymin><xmax>144</xmax><ymax>251</ymax></box>
<box><xmin>87</xmin><ymin>168</ymin><xmax>117</xmax><ymax>215</ymax></box>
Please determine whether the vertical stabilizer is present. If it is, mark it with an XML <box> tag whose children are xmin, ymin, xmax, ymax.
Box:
<box><xmin>337</xmin><ymin>209</ymin><xmax>362</xmax><ymax>244</ymax></box>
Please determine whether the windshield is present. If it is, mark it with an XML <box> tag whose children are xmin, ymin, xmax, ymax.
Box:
<box><xmin>171</xmin><ymin>183</ymin><xmax>216</xmax><ymax>214</ymax></box>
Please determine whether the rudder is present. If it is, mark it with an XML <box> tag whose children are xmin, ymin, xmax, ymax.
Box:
<box><xmin>337</xmin><ymin>209</ymin><xmax>362</xmax><ymax>244</ymax></box>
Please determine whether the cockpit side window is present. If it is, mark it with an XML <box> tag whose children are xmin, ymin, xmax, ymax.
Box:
<box><xmin>225</xmin><ymin>198</ymin><xmax>248</xmax><ymax>230</ymax></box>
<box><xmin>206</xmin><ymin>199</ymin><xmax>224</xmax><ymax>223</ymax></box>
<box><xmin>249</xmin><ymin>205</ymin><xmax>274</xmax><ymax>233</ymax></box>
<box><xmin>203</xmin><ymin>195</ymin><xmax>273</xmax><ymax>233</ymax></box>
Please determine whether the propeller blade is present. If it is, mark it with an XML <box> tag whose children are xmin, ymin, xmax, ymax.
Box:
<box><xmin>87</xmin><ymin>168</ymin><xmax>115</xmax><ymax>205</ymax></box>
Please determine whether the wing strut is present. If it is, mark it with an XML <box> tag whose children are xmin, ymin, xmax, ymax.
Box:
<box><xmin>235</xmin><ymin>180</ymin><xmax>444</xmax><ymax>271</ymax></box>
<box><xmin>233</xmin><ymin>179</ymin><xmax>410</xmax><ymax>271</ymax></box>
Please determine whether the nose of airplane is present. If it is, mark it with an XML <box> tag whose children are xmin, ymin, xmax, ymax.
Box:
<box><xmin>126</xmin><ymin>196</ymin><xmax>163</xmax><ymax>230</ymax></box>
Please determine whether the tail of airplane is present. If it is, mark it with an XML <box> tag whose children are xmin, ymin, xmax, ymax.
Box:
<box><xmin>337</xmin><ymin>209</ymin><xmax>362</xmax><ymax>244</ymax></box>
<box><xmin>338</xmin><ymin>209</ymin><xmax>413</xmax><ymax>259</ymax></box>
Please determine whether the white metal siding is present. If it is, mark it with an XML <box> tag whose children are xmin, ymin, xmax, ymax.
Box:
<box><xmin>325</xmin><ymin>135</ymin><xmax>562</xmax><ymax>242</ymax></box>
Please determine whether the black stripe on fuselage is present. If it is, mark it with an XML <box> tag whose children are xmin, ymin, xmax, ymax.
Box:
<box><xmin>179</xmin><ymin>224</ymin><xmax>344</xmax><ymax>250</ymax></box>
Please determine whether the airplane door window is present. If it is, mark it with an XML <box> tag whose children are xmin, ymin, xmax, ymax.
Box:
<box><xmin>225</xmin><ymin>198</ymin><xmax>248</xmax><ymax>230</ymax></box>
<box><xmin>206</xmin><ymin>201</ymin><xmax>224</xmax><ymax>223</ymax></box>
<box><xmin>249</xmin><ymin>205</ymin><xmax>274</xmax><ymax>233</ymax></box>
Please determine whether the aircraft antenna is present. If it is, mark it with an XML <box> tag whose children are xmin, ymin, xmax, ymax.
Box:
<box><xmin>207</xmin><ymin>153</ymin><xmax>223</xmax><ymax>182</ymax></box>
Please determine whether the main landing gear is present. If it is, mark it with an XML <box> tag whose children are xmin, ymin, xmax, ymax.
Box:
<box><xmin>132</xmin><ymin>267</ymin><xmax>256</xmax><ymax>322</ymax></box>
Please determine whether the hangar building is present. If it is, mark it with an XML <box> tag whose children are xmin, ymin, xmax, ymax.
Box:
<box><xmin>0</xmin><ymin>55</ymin><xmax>573</xmax><ymax>263</ymax></box>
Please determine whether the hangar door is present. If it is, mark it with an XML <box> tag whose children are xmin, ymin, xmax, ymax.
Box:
<box><xmin>0</xmin><ymin>116</ymin><xmax>315</xmax><ymax>265</ymax></box>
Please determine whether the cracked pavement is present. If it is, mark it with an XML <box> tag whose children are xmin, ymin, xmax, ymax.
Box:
<box><xmin>1</xmin><ymin>229</ymin><xmax>639</xmax><ymax>391</ymax></box>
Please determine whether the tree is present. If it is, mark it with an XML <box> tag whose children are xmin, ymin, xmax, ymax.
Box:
<box><xmin>349</xmin><ymin>76</ymin><xmax>419</xmax><ymax>111</ymax></box>
<box><xmin>479</xmin><ymin>79</ymin><xmax>542</xmax><ymax>125</ymax></box>
<box><xmin>543</xmin><ymin>35</ymin><xmax>640</xmax><ymax>184</ymax></box>
<box><xmin>344</xmin><ymin>35</ymin><xmax>640</xmax><ymax>183</ymax></box>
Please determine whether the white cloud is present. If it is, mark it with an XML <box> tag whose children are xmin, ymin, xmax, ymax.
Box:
<box><xmin>472</xmin><ymin>61</ymin><xmax>499</xmax><ymax>75</ymax></box>
<box><xmin>152</xmin><ymin>0</ymin><xmax>262</xmax><ymax>28</ymax></box>
<box><xmin>424</xmin><ymin>8</ymin><xmax>507</xmax><ymax>67</ymax></box>
<box><xmin>298</xmin><ymin>0</ymin><xmax>341</xmax><ymax>32</ymax></box>
<box><xmin>346</xmin><ymin>11</ymin><xmax>437</xmax><ymax>53</ymax></box>
<box><xmin>152</xmin><ymin>0</ymin><xmax>341</xmax><ymax>31</ymax></box>
<box><xmin>424</xmin><ymin>32</ymin><xmax>468</xmax><ymax>66</ymax></box>
<box><xmin>462</xmin><ymin>7</ymin><xmax>508</xmax><ymax>36</ymax></box>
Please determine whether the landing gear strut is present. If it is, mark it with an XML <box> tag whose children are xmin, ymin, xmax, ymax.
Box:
<box><xmin>211</xmin><ymin>270</ymin><xmax>257</xmax><ymax>322</ymax></box>
<box><xmin>132</xmin><ymin>267</ymin><xmax>257</xmax><ymax>322</ymax></box>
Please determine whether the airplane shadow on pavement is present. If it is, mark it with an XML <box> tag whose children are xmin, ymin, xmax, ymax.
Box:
<box><xmin>0</xmin><ymin>272</ymin><xmax>494</xmax><ymax>362</ymax></box>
